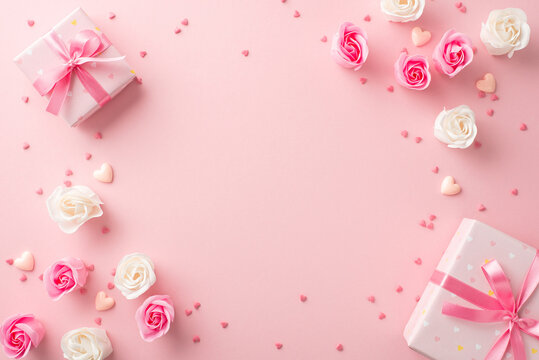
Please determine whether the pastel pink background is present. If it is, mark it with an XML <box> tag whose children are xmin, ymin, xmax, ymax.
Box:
<box><xmin>0</xmin><ymin>0</ymin><xmax>538</xmax><ymax>359</ymax></box>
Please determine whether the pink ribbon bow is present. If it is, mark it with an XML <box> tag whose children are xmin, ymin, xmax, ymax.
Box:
<box><xmin>33</xmin><ymin>29</ymin><xmax>124</xmax><ymax>115</ymax></box>
<box><xmin>431</xmin><ymin>252</ymin><xmax>539</xmax><ymax>360</ymax></box>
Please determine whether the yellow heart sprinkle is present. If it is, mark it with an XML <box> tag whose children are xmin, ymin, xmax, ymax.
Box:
<box><xmin>485</xmin><ymin>259</ymin><xmax>490</xmax><ymax>264</ymax></box>
<box><xmin>422</xmin><ymin>309</ymin><xmax>426</xmax><ymax>315</ymax></box>
<box><xmin>71</xmin><ymin>19</ymin><xmax>77</xmax><ymax>25</ymax></box>
<box><xmin>458</xmin><ymin>345</ymin><xmax>463</xmax><ymax>351</ymax></box>
<box><xmin>488</xmin><ymin>290</ymin><xmax>494</xmax><ymax>296</ymax></box>
<box><xmin>95</xmin><ymin>26</ymin><xmax>100</xmax><ymax>31</ymax></box>
<box><xmin>532</xmin><ymin>348</ymin><xmax>538</xmax><ymax>354</ymax></box>
<box><xmin>130</xmin><ymin>69</ymin><xmax>136</xmax><ymax>74</ymax></box>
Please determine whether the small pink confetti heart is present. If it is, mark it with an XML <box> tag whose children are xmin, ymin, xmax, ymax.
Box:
<box><xmin>86</xmin><ymin>264</ymin><xmax>95</xmax><ymax>271</ymax></box>
<box><xmin>401</xmin><ymin>47</ymin><xmax>408</xmax><ymax>54</ymax></box>
<box><xmin>387</xmin><ymin>85</ymin><xmax>394</xmax><ymax>93</ymax></box>
<box><xmin>185</xmin><ymin>309</ymin><xmax>193</xmax><ymax>316</ymax></box>
<box><xmin>64</xmin><ymin>180</ymin><xmax>72</xmax><ymax>187</ymax></box>
<box><xmin>477</xmin><ymin>91</ymin><xmax>486</xmax><ymax>98</ymax></box>
<box><xmin>511</xmin><ymin>188</ymin><xmax>518</xmax><ymax>196</ymax></box>
<box><xmin>490</xmin><ymin>241</ymin><xmax>496</xmax><ymax>247</ymax></box>
<box><xmin>65</xmin><ymin>169</ymin><xmax>73</xmax><ymax>176</ymax></box>
<box><xmin>415</xmin><ymin>137</ymin><xmax>422</xmax><ymax>143</ymax></box>
<box><xmin>293</xmin><ymin>10</ymin><xmax>300</xmax><ymax>18</ymax></box>
<box><xmin>359</xmin><ymin>77</ymin><xmax>367</xmax><ymax>84</ymax></box>
<box><xmin>193</xmin><ymin>336</ymin><xmax>201</xmax><ymax>343</ymax></box>
<box><xmin>220</xmin><ymin>321</ymin><xmax>229</xmax><ymax>328</ymax></box>
<box><xmin>35</xmin><ymin>188</ymin><xmax>43</xmax><ymax>195</ymax></box>
<box><xmin>135</xmin><ymin>76</ymin><xmax>143</xmax><ymax>84</ymax></box>
<box><xmin>194</xmin><ymin>302</ymin><xmax>201</xmax><ymax>310</ymax></box>
<box><xmin>474</xmin><ymin>141</ymin><xmax>482</xmax><ymax>148</ymax></box>
<box><xmin>85</xmin><ymin>152</ymin><xmax>92</xmax><ymax>160</ymax></box>
<box><xmin>470</xmin><ymin>277</ymin><xmax>476</xmax><ymax>283</ymax></box>
<box><xmin>174</xmin><ymin>27</ymin><xmax>182</xmax><ymax>34</ymax></box>
<box><xmin>181</xmin><ymin>18</ymin><xmax>189</xmax><ymax>26</ymax></box>
<box><xmin>94</xmin><ymin>132</ymin><xmax>102</xmax><ymax>139</ymax></box>
<box><xmin>80</xmin><ymin>288</ymin><xmax>87</xmax><ymax>294</ymax></box>
<box><xmin>459</xmin><ymin>6</ymin><xmax>467</xmax><ymax>13</ymax></box>
<box><xmin>432</xmin><ymin>166</ymin><xmax>439</xmax><ymax>174</ymax></box>
<box><xmin>429</xmin><ymin>214</ymin><xmax>436</xmax><ymax>221</ymax></box>
<box><xmin>22</xmin><ymin>142</ymin><xmax>30</xmax><ymax>150</ymax></box>
<box><xmin>520</xmin><ymin>123</ymin><xmax>527</xmax><ymax>131</ymax></box>
<box><xmin>472</xmin><ymin>45</ymin><xmax>477</xmax><ymax>54</ymax></box>
<box><xmin>427</xmin><ymin>222</ymin><xmax>434</xmax><ymax>230</ymax></box>
<box><xmin>102</xmin><ymin>226</ymin><xmax>110</xmax><ymax>234</ymax></box>
<box><xmin>378</xmin><ymin>312</ymin><xmax>386</xmax><ymax>320</ymax></box>
<box><xmin>5</xmin><ymin>259</ymin><xmax>13</xmax><ymax>265</ymax></box>
<box><xmin>400</xmin><ymin>130</ymin><xmax>408</xmax><ymax>138</ymax></box>
<box><xmin>419</xmin><ymin>220</ymin><xmax>426</xmax><ymax>227</ymax></box>
<box><xmin>107</xmin><ymin>73</ymin><xmax>114</xmax><ymax>79</ymax></box>
<box><xmin>415</xmin><ymin>295</ymin><xmax>421</xmax><ymax>302</ymax></box>
<box><xmin>454</xmin><ymin>1</ymin><xmax>462</xmax><ymax>8</ymax></box>
<box><xmin>434</xmin><ymin>336</ymin><xmax>441</xmax><ymax>342</ymax></box>
<box><xmin>396</xmin><ymin>285</ymin><xmax>403</xmax><ymax>293</ymax></box>
<box><xmin>491</xmin><ymin>94</ymin><xmax>499</xmax><ymax>101</ymax></box>
<box><xmin>477</xmin><ymin>204</ymin><xmax>486</xmax><ymax>212</ymax></box>
<box><xmin>241</xmin><ymin>50</ymin><xmax>249</xmax><ymax>57</ymax></box>
<box><xmin>20</xmin><ymin>274</ymin><xmax>27</xmax><ymax>282</ymax></box>
<box><xmin>364</xmin><ymin>15</ymin><xmax>371</xmax><ymax>22</ymax></box>
<box><xmin>111</xmin><ymin>269</ymin><xmax>116</xmax><ymax>277</ymax></box>
<box><xmin>486</xmin><ymin>109</ymin><xmax>494</xmax><ymax>116</ymax></box>
<box><xmin>108</xmin><ymin>12</ymin><xmax>116</xmax><ymax>20</ymax></box>
<box><xmin>94</xmin><ymin>317</ymin><xmax>102</xmax><ymax>325</ymax></box>
<box><xmin>320</xmin><ymin>35</ymin><xmax>327</xmax><ymax>42</ymax></box>
<box><xmin>367</xmin><ymin>295</ymin><xmax>375</xmax><ymax>303</ymax></box>
<box><xmin>300</xmin><ymin>294</ymin><xmax>307</xmax><ymax>302</ymax></box>
<box><xmin>336</xmin><ymin>344</ymin><xmax>344</xmax><ymax>351</ymax></box>
<box><xmin>107</xmin><ymin>282</ymin><xmax>115</xmax><ymax>290</ymax></box>
<box><xmin>281</xmin><ymin>0</ymin><xmax>286</xmax><ymax>2</ymax></box>
<box><xmin>139</xmin><ymin>51</ymin><xmax>147</xmax><ymax>58</ymax></box>
<box><xmin>414</xmin><ymin>258</ymin><xmax>422</xmax><ymax>265</ymax></box>
<box><xmin>27</xmin><ymin>20</ymin><xmax>35</xmax><ymax>27</ymax></box>
<box><xmin>275</xmin><ymin>343</ymin><xmax>283</xmax><ymax>349</ymax></box>
<box><xmin>38</xmin><ymin>274</ymin><xmax>43</xmax><ymax>281</ymax></box>
<box><xmin>21</xmin><ymin>96</ymin><xmax>29</xmax><ymax>103</ymax></box>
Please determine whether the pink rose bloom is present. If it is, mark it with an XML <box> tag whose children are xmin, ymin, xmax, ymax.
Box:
<box><xmin>331</xmin><ymin>22</ymin><xmax>369</xmax><ymax>70</ymax></box>
<box><xmin>135</xmin><ymin>295</ymin><xmax>174</xmax><ymax>342</ymax></box>
<box><xmin>0</xmin><ymin>314</ymin><xmax>45</xmax><ymax>359</ymax></box>
<box><xmin>394</xmin><ymin>52</ymin><xmax>431</xmax><ymax>90</ymax></box>
<box><xmin>432</xmin><ymin>29</ymin><xmax>474</xmax><ymax>77</ymax></box>
<box><xmin>43</xmin><ymin>257</ymin><xmax>88</xmax><ymax>300</ymax></box>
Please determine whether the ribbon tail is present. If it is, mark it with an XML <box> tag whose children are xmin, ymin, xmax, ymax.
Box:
<box><xmin>485</xmin><ymin>329</ymin><xmax>511</xmax><ymax>360</ymax></box>
<box><xmin>46</xmin><ymin>73</ymin><xmax>72</xmax><ymax>115</ymax></box>
<box><xmin>510</xmin><ymin>328</ymin><xmax>526</xmax><ymax>360</ymax></box>
<box><xmin>74</xmin><ymin>67</ymin><xmax>111</xmax><ymax>107</ymax></box>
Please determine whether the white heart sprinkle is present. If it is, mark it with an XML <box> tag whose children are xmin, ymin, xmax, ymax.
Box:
<box><xmin>423</xmin><ymin>320</ymin><xmax>429</xmax><ymax>327</ymax></box>
<box><xmin>467</xmin><ymin>264</ymin><xmax>473</xmax><ymax>271</ymax></box>
<box><xmin>509</xmin><ymin>253</ymin><xmax>515</xmax><ymax>259</ymax></box>
<box><xmin>37</xmin><ymin>69</ymin><xmax>43</xmax><ymax>75</ymax></box>
<box><xmin>506</xmin><ymin>352</ymin><xmax>512</xmax><ymax>359</ymax></box>
<box><xmin>495</xmin><ymin>330</ymin><xmax>501</xmax><ymax>336</ymax></box>
<box><xmin>26</xmin><ymin>48</ymin><xmax>33</xmax><ymax>56</ymax></box>
<box><xmin>476</xmin><ymin>344</ymin><xmax>482</xmax><ymax>350</ymax></box>
<box><xmin>91</xmin><ymin>62</ymin><xmax>97</xmax><ymax>68</ymax></box>
<box><xmin>454</xmin><ymin>326</ymin><xmax>460</xmax><ymax>333</ymax></box>
<box><xmin>67</xmin><ymin>91</ymin><xmax>73</xmax><ymax>97</ymax></box>
<box><xmin>466</xmin><ymin>236</ymin><xmax>473</xmax><ymax>242</ymax></box>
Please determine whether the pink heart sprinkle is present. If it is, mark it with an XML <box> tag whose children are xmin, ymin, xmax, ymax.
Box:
<box><xmin>336</xmin><ymin>344</ymin><xmax>344</xmax><ymax>351</ymax></box>
<box><xmin>491</xmin><ymin>94</ymin><xmax>499</xmax><ymax>101</ymax></box>
<box><xmin>320</xmin><ymin>35</ymin><xmax>327</xmax><ymax>42</ymax></box>
<box><xmin>220</xmin><ymin>321</ymin><xmax>229</xmax><ymax>328</ymax></box>
<box><xmin>275</xmin><ymin>343</ymin><xmax>283</xmax><ymax>349</ymax></box>
<box><xmin>107</xmin><ymin>282</ymin><xmax>115</xmax><ymax>290</ymax></box>
<box><xmin>27</xmin><ymin>20</ymin><xmax>35</xmax><ymax>27</ymax></box>
<box><xmin>427</xmin><ymin>222</ymin><xmax>434</xmax><ymax>230</ymax></box>
<box><xmin>108</xmin><ymin>12</ymin><xmax>116</xmax><ymax>20</ymax></box>
<box><xmin>400</xmin><ymin>130</ymin><xmax>408</xmax><ymax>138</ymax></box>
<box><xmin>415</xmin><ymin>137</ymin><xmax>422</xmax><ymax>143</ymax></box>
<box><xmin>86</xmin><ymin>264</ymin><xmax>95</xmax><ymax>271</ymax></box>
<box><xmin>94</xmin><ymin>132</ymin><xmax>102</xmax><ymax>139</ymax></box>
<box><xmin>387</xmin><ymin>85</ymin><xmax>394</xmax><ymax>93</ymax></box>
<box><xmin>20</xmin><ymin>274</ymin><xmax>27</xmax><ymax>282</ymax></box>
<box><xmin>396</xmin><ymin>285</ymin><xmax>403</xmax><ymax>293</ymax></box>
<box><xmin>432</xmin><ymin>166</ymin><xmax>439</xmax><ymax>174</ymax></box>
<box><xmin>35</xmin><ymin>188</ymin><xmax>43</xmax><ymax>195</ymax></box>
<box><xmin>414</xmin><ymin>258</ymin><xmax>422</xmax><ymax>265</ymax></box>
<box><xmin>241</xmin><ymin>50</ymin><xmax>249</xmax><ymax>57</ymax></box>
<box><xmin>80</xmin><ymin>288</ymin><xmax>87</xmax><ymax>294</ymax></box>
<box><xmin>478</xmin><ymin>91</ymin><xmax>486</xmax><ymax>98</ymax></box>
<box><xmin>364</xmin><ymin>15</ymin><xmax>371</xmax><ymax>22</ymax></box>
<box><xmin>174</xmin><ymin>27</ymin><xmax>182</xmax><ymax>34</ymax></box>
<box><xmin>429</xmin><ymin>214</ymin><xmax>436</xmax><ymax>221</ymax></box>
<box><xmin>65</xmin><ymin>169</ymin><xmax>73</xmax><ymax>176</ymax></box>
<box><xmin>102</xmin><ymin>226</ymin><xmax>110</xmax><ymax>234</ymax></box>
<box><xmin>181</xmin><ymin>18</ymin><xmax>189</xmax><ymax>26</ymax></box>
<box><xmin>300</xmin><ymin>294</ymin><xmax>307</xmax><ymax>302</ymax></box>
<box><xmin>85</xmin><ymin>152</ymin><xmax>92</xmax><ymax>160</ymax></box>
<box><xmin>474</xmin><ymin>141</ymin><xmax>482</xmax><ymax>148</ymax></box>
<box><xmin>477</xmin><ymin>204</ymin><xmax>486</xmax><ymax>212</ymax></box>
<box><xmin>470</xmin><ymin>277</ymin><xmax>476</xmax><ymax>283</ymax></box>
<box><xmin>139</xmin><ymin>51</ymin><xmax>147</xmax><ymax>58</ymax></box>
<box><xmin>281</xmin><ymin>0</ymin><xmax>286</xmax><ymax>3</ymax></box>
<box><xmin>434</xmin><ymin>336</ymin><xmax>441</xmax><ymax>342</ymax></box>
<box><xmin>94</xmin><ymin>317</ymin><xmax>102</xmax><ymax>325</ymax></box>
<box><xmin>490</xmin><ymin>241</ymin><xmax>496</xmax><ymax>247</ymax></box>
<box><xmin>6</xmin><ymin>258</ymin><xmax>14</xmax><ymax>265</ymax></box>
<box><xmin>135</xmin><ymin>76</ymin><xmax>143</xmax><ymax>84</ymax></box>
<box><xmin>419</xmin><ymin>220</ymin><xmax>426</xmax><ymax>227</ymax></box>
<box><xmin>454</xmin><ymin>1</ymin><xmax>462</xmax><ymax>8</ymax></box>
<box><xmin>21</xmin><ymin>96</ymin><xmax>29</xmax><ymax>103</ymax></box>
<box><xmin>38</xmin><ymin>274</ymin><xmax>43</xmax><ymax>281</ymax></box>
<box><xmin>111</xmin><ymin>268</ymin><xmax>116</xmax><ymax>276</ymax></box>
<box><xmin>472</xmin><ymin>46</ymin><xmax>477</xmax><ymax>54</ymax></box>
<box><xmin>367</xmin><ymin>295</ymin><xmax>375</xmax><ymax>303</ymax></box>
<box><xmin>293</xmin><ymin>10</ymin><xmax>300</xmax><ymax>18</ymax></box>
<box><xmin>193</xmin><ymin>335</ymin><xmax>200</xmax><ymax>343</ymax></box>
<box><xmin>22</xmin><ymin>142</ymin><xmax>30</xmax><ymax>150</ymax></box>
<box><xmin>185</xmin><ymin>309</ymin><xmax>193</xmax><ymax>316</ymax></box>
<box><xmin>486</xmin><ymin>109</ymin><xmax>494</xmax><ymax>116</ymax></box>
<box><xmin>107</xmin><ymin>73</ymin><xmax>114</xmax><ymax>79</ymax></box>
<box><xmin>359</xmin><ymin>77</ymin><xmax>367</xmax><ymax>84</ymax></box>
<box><xmin>401</xmin><ymin>47</ymin><xmax>408</xmax><ymax>54</ymax></box>
<box><xmin>520</xmin><ymin>123</ymin><xmax>527</xmax><ymax>131</ymax></box>
<box><xmin>511</xmin><ymin>188</ymin><xmax>518</xmax><ymax>196</ymax></box>
<box><xmin>64</xmin><ymin>180</ymin><xmax>72</xmax><ymax>187</ymax></box>
<box><xmin>378</xmin><ymin>312</ymin><xmax>386</xmax><ymax>320</ymax></box>
<box><xmin>415</xmin><ymin>295</ymin><xmax>421</xmax><ymax>302</ymax></box>
<box><xmin>194</xmin><ymin>302</ymin><xmax>201</xmax><ymax>309</ymax></box>
<box><xmin>459</xmin><ymin>6</ymin><xmax>467</xmax><ymax>13</ymax></box>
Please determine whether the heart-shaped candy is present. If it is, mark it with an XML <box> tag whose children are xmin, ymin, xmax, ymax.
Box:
<box><xmin>476</xmin><ymin>73</ymin><xmax>496</xmax><ymax>93</ymax></box>
<box><xmin>14</xmin><ymin>251</ymin><xmax>34</xmax><ymax>271</ymax></box>
<box><xmin>95</xmin><ymin>291</ymin><xmax>115</xmax><ymax>311</ymax></box>
<box><xmin>441</xmin><ymin>176</ymin><xmax>461</xmax><ymax>196</ymax></box>
<box><xmin>411</xmin><ymin>27</ymin><xmax>431</xmax><ymax>47</ymax></box>
<box><xmin>93</xmin><ymin>163</ymin><xmax>114</xmax><ymax>183</ymax></box>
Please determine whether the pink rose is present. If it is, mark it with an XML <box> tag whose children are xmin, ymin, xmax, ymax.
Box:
<box><xmin>43</xmin><ymin>257</ymin><xmax>88</xmax><ymax>300</ymax></box>
<box><xmin>135</xmin><ymin>295</ymin><xmax>175</xmax><ymax>342</ymax></box>
<box><xmin>0</xmin><ymin>314</ymin><xmax>45</xmax><ymax>359</ymax></box>
<box><xmin>394</xmin><ymin>52</ymin><xmax>431</xmax><ymax>90</ymax></box>
<box><xmin>331</xmin><ymin>22</ymin><xmax>369</xmax><ymax>70</ymax></box>
<box><xmin>432</xmin><ymin>29</ymin><xmax>474</xmax><ymax>77</ymax></box>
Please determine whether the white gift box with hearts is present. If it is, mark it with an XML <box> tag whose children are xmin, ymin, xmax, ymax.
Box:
<box><xmin>13</xmin><ymin>8</ymin><xmax>135</xmax><ymax>126</ymax></box>
<box><xmin>404</xmin><ymin>219</ymin><xmax>539</xmax><ymax>359</ymax></box>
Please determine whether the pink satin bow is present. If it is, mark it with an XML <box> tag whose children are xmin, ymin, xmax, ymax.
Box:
<box><xmin>431</xmin><ymin>252</ymin><xmax>539</xmax><ymax>360</ymax></box>
<box><xmin>33</xmin><ymin>29</ymin><xmax>124</xmax><ymax>115</ymax></box>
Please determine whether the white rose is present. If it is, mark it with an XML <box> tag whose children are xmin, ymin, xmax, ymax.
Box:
<box><xmin>434</xmin><ymin>105</ymin><xmax>477</xmax><ymax>149</ymax></box>
<box><xmin>381</xmin><ymin>0</ymin><xmax>425</xmax><ymax>22</ymax></box>
<box><xmin>480</xmin><ymin>8</ymin><xmax>530</xmax><ymax>58</ymax></box>
<box><xmin>61</xmin><ymin>327</ymin><xmax>113</xmax><ymax>360</ymax></box>
<box><xmin>114</xmin><ymin>253</ymin><xmax>156</xmax><ymax>300</ymax></box>
<box><xmin>46</xmin><ymin>185</ymin><xmax>103</xmax><ymax>234</ymax></box>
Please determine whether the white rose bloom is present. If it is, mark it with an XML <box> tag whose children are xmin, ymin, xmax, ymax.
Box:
<box><xmin>61</xmin><ymin>328</ymin><xmax>113</xmax><ymax>360</ymax></box>
<box><xmin>114</xmin><ymin>253</ymin><xmax>156</xmax><ymax>300</ymax></box>
<box><xmin>46</xmin><ymin>185</ymin><xmax>103</xmax><ymax>234</ymax></box>
<box><xmin>381</xmin><ymin>0</ymin><xmax>425</xmax><ymax>22</ymax></box>
<box><xmin>434</xmin><ymin>105</ymin><xmax>477</xmax><ymax>149</ymax></box>
<box><xmin>480</xmin><ymin>8</ymin><xmax>530</xmax><ymax>58</ymax></box>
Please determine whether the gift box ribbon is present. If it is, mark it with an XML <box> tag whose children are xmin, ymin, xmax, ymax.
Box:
<box><xmin>430</xmin><ymin>252</ymin><xmax>539</xmax><ymax>360</ymax></box>
<box><xmin>33</xmin><ymin>29</ymin><xmax>125</xmax><ymax>115</ymax></box>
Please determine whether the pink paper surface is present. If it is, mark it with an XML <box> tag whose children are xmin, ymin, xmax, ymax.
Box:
<box><xmin>405</xmin><ymin>219</ymin><xmax>539</xmax><ymax>359</ymax></box>
<box><xmin>1</xmin><ymin>0</ymin><xmax>539</xmax><ymax>359</ymax></box>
